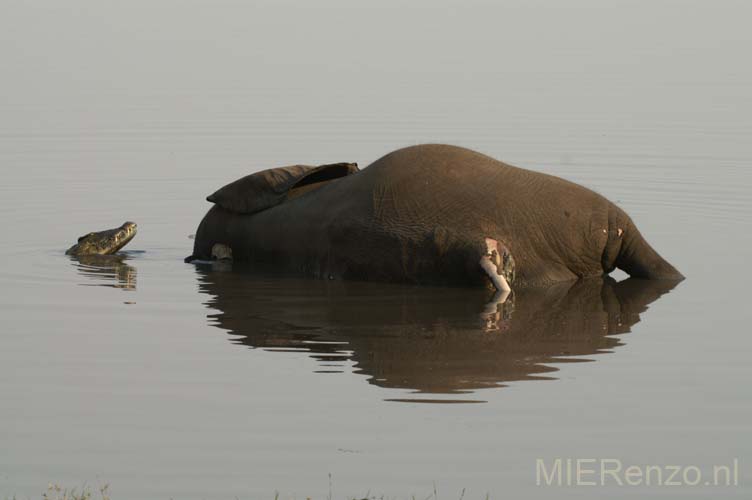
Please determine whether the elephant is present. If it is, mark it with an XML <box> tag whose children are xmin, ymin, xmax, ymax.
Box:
<box><xmin>193</xmin><ymin>270</ymin><xmax>679</xmax><ymax>398</ymax></box>
<box><xmin>186</xmin><ymin>144</ymin><xmax>683</xmax><ymax>289</ymax></box>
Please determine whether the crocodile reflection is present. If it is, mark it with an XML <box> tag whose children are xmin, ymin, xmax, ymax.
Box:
<box><xmin>70</xmin><ymin>253</ymin><xmax>137</xmax><ymax>290</ymax></box>
<box><xmin>196</xmin><ymin>269</ymin><xmax>677</xmax><ymax>398</ymax></box>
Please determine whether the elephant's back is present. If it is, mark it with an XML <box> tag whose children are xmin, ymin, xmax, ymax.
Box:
<box><xmin>364</xmin><ymin>144</ymin><xmax>511</xmax><ymax>184</ymax></box>
<box><xmin>346</xmin><ymin>144</ymin><xmax>612</xmax><ymax>285</ymax></box>
<box><xmin>358</xmin><ymin>144</ymin><xmax>512</xmax><ymax>226</ymax></box>
<box><xmin>355</xmin><ymin>144</ymin><xmax>605</xmax><ymax>229</ymax></box>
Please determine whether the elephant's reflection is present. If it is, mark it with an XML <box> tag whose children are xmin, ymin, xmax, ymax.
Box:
<box><xmin>70</xmin><ymin>254</ymin><xmax>137</xmax><ymax>290</ymax></box>
<box><xmin>196</xmin><ymin>268</ymin><xmax>677</xmax><ymax>399</ymax></box>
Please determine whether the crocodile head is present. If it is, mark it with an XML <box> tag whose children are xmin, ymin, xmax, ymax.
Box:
<box><xmin>66</xmin><ymin>222</ymin><xmax>138</xmax><ymax>256</ymax></box>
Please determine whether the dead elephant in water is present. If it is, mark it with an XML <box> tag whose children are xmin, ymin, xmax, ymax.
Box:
<box><xmin>186</xmin><ymin>144</ymin><xmax>683</xmax><ymax>291</ymax></box>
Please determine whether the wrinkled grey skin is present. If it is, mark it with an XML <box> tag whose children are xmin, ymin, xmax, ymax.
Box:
<box><xmin>188</xmin><ymin>144</ymin><xmax>683</xmax><ymax>289</ymax></box>
<box><xmin>66</xmin><ymin>222</ymin><xmax>138</xmax><ymax>256</ymax></box>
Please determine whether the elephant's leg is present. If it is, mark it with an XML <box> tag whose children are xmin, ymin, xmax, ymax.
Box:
<box><xmin>479</xmin><ymin>237</ymin><xmax>513</xmax><ymax>292</ymax></box>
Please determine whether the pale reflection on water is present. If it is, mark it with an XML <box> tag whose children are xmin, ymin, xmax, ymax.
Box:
<box><xmin>1</xmin><ymin>0</ymin><xmax>751</xmax><ymax>497</ymax></box>
<box><xmin>70</xmin><ymin>252</ymin><xmax>140</xmax><ymax>291</ymax></box>
<box><xmin>196</xmin><ymin>268</ymin><xmax>678</xmax><ymax>402</ymax></box>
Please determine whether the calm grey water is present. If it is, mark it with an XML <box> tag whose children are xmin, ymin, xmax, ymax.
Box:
<box><xmin>1</xmin><ymin>1</ymin><xmax>751</xmax><ymax>498</ymax></box>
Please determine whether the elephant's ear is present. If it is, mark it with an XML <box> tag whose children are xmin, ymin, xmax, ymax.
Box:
<box><xmin>206</xmin><ymin>162</ymin><xmax>359</xmax><ymax>214</ymax></box>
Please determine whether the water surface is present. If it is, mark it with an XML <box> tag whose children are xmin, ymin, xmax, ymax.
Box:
<box><xmin>1</xmin><ymin>1</ymin><xmax>751</xmax><ymax>498</ymax></box>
